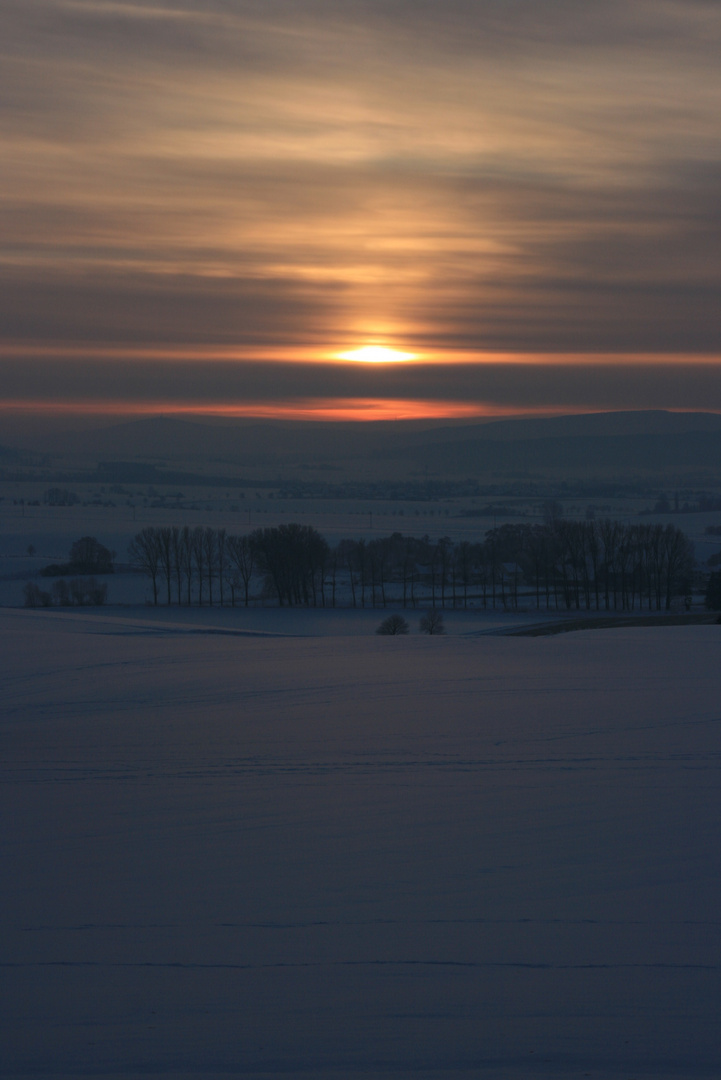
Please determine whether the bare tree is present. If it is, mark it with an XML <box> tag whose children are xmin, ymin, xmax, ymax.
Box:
<box><xmin>663</xmin><ymin>525</ymin><xmax>694</xmax><ymax>610</ymax></box>
<box><xmin>171</xmin><ymin>526</ymin><xmax>185</xmax><ymax>605</ymax></box>
<box><xmin>216</xmin><ymin>528</ymin><xmax>228</xmax><ymax>606</ymax></box>
<box><xmin>419</xmin><ymin>609</ymin><xmax>445</xmax><ymax>635</ymax></box>
<box><xmin>202</xmin><ymin>527</ymin><xmax>218</xmax><ymax>605</ymax></box>
<box><xmin>157</xmin><ymin>526</ymin><xmax>173</xmax><ymax>605</ymax></box>
<box><xmin>227</xmin><ymin>533</ymin><xmax>256</xmax><ymax>606</ymax></box>
<box><xmin>52</xmin><ymin>579</ymin><xmax>71</xmax><ymax>606</ymax></box>
<box><xmin>336</xmin><ymin>538</ymin><xmax>358</xmax><ymax>608</ymax></box>
<box><xmin>455</xmin><ymin>541</ymin><xmax>472</xmax><ymax>609</ymax></box>
<box><xmin>191</xmin><ymin>527</ymin><xmax>205</xmax><ymax>605</ymax></box>
<box><xmin>129</xmin><ymin>528</ymin><xmax>162</xmax><ymax>605</ymax></box>
<box><xmin>180</xmin><ymin>525</ymin><xmax>194</xmax><ymax>605</ymax></box>
<box><xmin>376</xmin><ymin>614</ymin><xmax>409</xmax><ymax>635</ymax></box>
<box><xmin>252</xmin><ymin>523</ymin><xmax>328</xmax><ymax>607</ymax></box>
<box><xmin>23</xmin><ymin>582</ymin><xmax>50</xmax><ymax>607</ymax></box>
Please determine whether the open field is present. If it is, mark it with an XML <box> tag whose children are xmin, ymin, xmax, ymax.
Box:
<box><xmin>2</xmin><ymin>609</ymin><xmax>721</xmax><ymax>1078</ymax></box>
<box><xmin>2</xmin><ymin>411</ymin><xmax>721</xmax><ymax>1076</ymax></box>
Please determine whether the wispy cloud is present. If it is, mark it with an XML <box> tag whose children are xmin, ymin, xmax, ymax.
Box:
<box><xmin>1</xmin><ymin>1</ymin><xmax>720</xmax><ymax>413</ymax></box>
<box><xmin>2</xmin><ymin>354</ymin><xmax>721</xmax><ymax>419</ymax></box>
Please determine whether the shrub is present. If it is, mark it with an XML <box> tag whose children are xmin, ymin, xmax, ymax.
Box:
<box><xmin>376</xmin><ymin>614</ymin><xmax>409</xmax><ymax>635</ymax></box>
<box><xmin>23</xmin><ymin>582</ymin><xmax>41</xmax><ymax>607</ymax></box>
<box><xmin>70</xmin><ymin>578</ymin><xmax>87</xmax><ymax>605</ymax></box>
<box><xmin>23</xmin><ymin>582</ymin><xmax>51</xmax><ymax>608</ymax></box>
<box><xmin>42</xmin><ymin>577</ymin><xmax>108</xmax><ymax>606</ymax></box>
<box><xmin>52</xmin><ymin>580</ymin><xmax>71</xmax><ymax>606</ymax></box>
<box><xmin>86</xmin><ymin>577</ymin><xmax>108</xmax><ymax>605</ymax></box>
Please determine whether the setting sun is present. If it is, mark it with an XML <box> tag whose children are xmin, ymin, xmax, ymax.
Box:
<box><xmin>338</xmin><ymin>345</ymin><xmax>416</xmax><ymax>363</ymax></box>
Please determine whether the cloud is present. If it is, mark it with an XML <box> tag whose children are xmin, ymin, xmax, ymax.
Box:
<box><xmin>0</xmin><ymin>0</ymin><xmax>720</xmax><ymax>411</ymax></box>
<box><xmin>2</xmin><ymin>354</ymin><xmax>721</xmax><ymax>418</ymax></box>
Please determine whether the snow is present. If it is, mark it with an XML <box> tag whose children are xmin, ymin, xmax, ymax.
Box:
<box><xmin>2</xmin><ymin>609</ymin><xmax>721</xmax><ymax>1078</ymax></box>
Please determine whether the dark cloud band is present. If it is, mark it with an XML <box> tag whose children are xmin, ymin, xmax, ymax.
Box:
<box><xmin>2</xmin><ymin>357</ymin><xmax>720</xmax><ymax>415</ymax></box>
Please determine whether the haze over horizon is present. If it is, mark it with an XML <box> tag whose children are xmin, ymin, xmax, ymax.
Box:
<box><xmin>2</xmin><ymin>1</ymin><xmax>721</xmax><ymax>421</ymax></box>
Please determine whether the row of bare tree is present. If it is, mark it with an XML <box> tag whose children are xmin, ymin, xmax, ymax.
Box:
<box><xmin>128</xmin><ymin>519</ymin><xmax>694</xmax><ymax>612</ymax></box>
<box><xmin>483</xmin><ymin>520</ymin><xmax>694</xmax><ymax>613</ymax></box>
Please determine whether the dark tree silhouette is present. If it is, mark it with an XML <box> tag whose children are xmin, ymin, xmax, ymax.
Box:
<box><xmin>157</xmin><ymin>527</ymin><xmax>173</xmax><ymax>605</ymax></box>
<box><xmin>171</xmin><ymin>526</ymin><xmax>186</xmax><ymax>605</ymax></box>
<box><xmin>202</xmin><ymin>527</ymin><xmax>218</xmax><ymax>605</ymax></box>
<box><xmin>52</xmin><ymin>579</ymin><xmax>70</xmax><ymax>606</ymax></box>
<box><xmin>227</xmin><ymin>533</ymin><xmax>256</xmax><ymax>606</ymax></box>
<box><xmin>216</xmin><ymin>528</ymin><xmax>228</xmax><ymax>606</ymax></box>
<box><xmin>419</xmin><ymin>609</ymin><xmax>445</xmax><ymax>635</ymax></box>
<box><xmin>252</xmin><ymin>523</ymin><xmax>328</xmax><ymax>606</ymax></box>
<box><xmin>128</xmin><ymin>528</ymin><xmax>162</xmax><ymax>605</ymax></box>
<box><xmin>191</xmin><ymin>527</ymin><xmax>205</xmax><ymax>605</ymax></box>
<box><xmin>705</xmin><ymin>570</ymin><xmax>721</xmax><ymax>610</ymax></box>
<box><xmin>23</xmin><ymin>582</ymin><xmax>50</xmax><ymax>607</ymax></box>
<box><xmin>180</xmin><ymin>525</ymin><xmax>194</xmax><ymax>605</ymax></box>
<box><xmin>69</xmin><ymin>536</ymin><xmax>114</xmax><ymax>574</ymax></box>
<box><xmin>126</xmin><ymin>519</ymin><xmax>696</xmax><ymax>614</ymax></box>
<box><xmin>376</xmin><ymin>614</ymin><xmax>409</xmax><ymax>635</ymax></box>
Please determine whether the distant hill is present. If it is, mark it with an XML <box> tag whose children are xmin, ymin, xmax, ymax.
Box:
<box><xmin>396</xmin><ymin>412</ymin><xmax>721</xmax><ymax>477</ymax></box>
<box><xmin>393</xmin><ymin>410</ymin><xmax>721</xmax><ymax>446</ymax></box>
<box><xmin>5</xmin><ymin>410</ymin><xmax>721</xmax><ymax>482</ymax></box>
<box><xmin>21</xmin><ymin>415</ymin><xmax>425</xmax><ymax>463</ymax></box>
<box><xmin>407</xmin><ymin>430</ymin><xmax>721</xmax><ymax>477</ymax></box>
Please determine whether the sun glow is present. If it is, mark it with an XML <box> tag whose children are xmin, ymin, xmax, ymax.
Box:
<box><xmin>338</xmin><ymin>345</ymin><xmax>416</xmax><ymax>363</ymax></box>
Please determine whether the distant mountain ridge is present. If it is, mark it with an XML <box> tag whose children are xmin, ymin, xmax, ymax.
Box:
<box><xmin>14</xmin><ymin>409</ymin><xmax>721</xmax><ymax>452</ymax></box>
<box><xmin>4</xmin><ymin>410</ymin><xmax>721</xmax><ymax>481</ymax></box>
<box><xmin>400</xmin><ymin>410</ymin><xmax>721</xmax><ymax>445</ymax></box>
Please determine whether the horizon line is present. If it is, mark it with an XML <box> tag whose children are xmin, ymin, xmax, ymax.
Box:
<box><xmin>2</xmin><ymin>400</ymin><xmax>721</xmax><ymax>424</ymax></box>
<box><xmin>2</xmin><ymin>342</ymin><xmax>721</xmax><ymax>367</ymax></box>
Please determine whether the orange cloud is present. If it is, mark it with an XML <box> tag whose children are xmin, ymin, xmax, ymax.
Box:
<box><xmin>0</xmin><ymin>397</ymin><xmax>523</xmax><ymax>422</ymax></box>
<box><xmin>2</xmin><ymin>0</ymin><xmax>721</xmax><ymax>412</ymax></box>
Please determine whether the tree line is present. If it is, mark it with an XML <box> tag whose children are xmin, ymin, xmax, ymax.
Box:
<box><xmin>24</xmin><ymin>578</ymin><xmax>108</xmax><ymax>608</ymax></box>
<box><xmin>128</xmin><ymin>519</ymin><xmax>694</xmax><ymax>613</ymax></box>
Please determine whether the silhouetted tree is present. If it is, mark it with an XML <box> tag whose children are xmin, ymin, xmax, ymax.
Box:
<box><xmin>216</xmin><ymin>528</ymin><xmax>228</xmax><ymax>606</ymax></box>
<box><xmin>419</xmin><ymin>609</ymin><xmax>445</xmax><ymax>635</ymax></box>
<box><xmin>128</xmin><ymin>528</ymin><xmax>161</xmax><ymax>605</ymax></box>
<box><xmin>127</xmin><ymin>517</ymin><xmax>696</xmax><ymax>614</ymax></box>
<box><xmin>227</xmin><ymin>533</ymin><xmax>256</xmax><ymax>606</ymax></box>
<box><xmin>180</xmin><ymin>525</ymin><xmax>194</xmax><ymax>605</ymax></box>
<box><xmin>157</xmin><ymin>527</ymin><xmax>173</xmax><ymax>605</ymax></box>
<box><xmin>376</xmin><ymin>614</ymin><xmax>409</xmax><ymax>635</ymax></box>
<box><xmin>202</xmin><ymin>527</ymin><xmax>218</xmax><ymax>605</ymax></box>
<box><xmin>662</xmin><ymin>525</ymin><xmax>694</xmax><ymax>610</ymax></box>
<box><xmin>69</xmin><ymin>536</ymin><xmax>114</xmax><ymax>574</ymax></box>
<box><xmin>191</xmin><ymin>527</ymin><xmax>205</xmax><ymax>605</ymax></box>
<box><xmin>171</xmin><ymin>525</ymin><xmax>186</xmax><ymax>605</ymax></box>
<box><xmin>252</xmin><ymin>523</ymin><xmax>328</xmax><ymax>606</ymax></box>
<box><xmin>336</xmin><ymin>538</ymin><xmax>358</xmax><ymax>608</ymax></box>
<box><xmin>23</xmin><ymin>582</ymin><xmax>50</xmax><ymax>607</ymax></box>
<box><xmin>705</xmin><ymin>570</ymin><xmax>721</xmax><ymax>610</ymax></box>
<box><xmin>52</xmin><ymin>579</ymin><xmax>70</xmax><ymax>606</ymax></box>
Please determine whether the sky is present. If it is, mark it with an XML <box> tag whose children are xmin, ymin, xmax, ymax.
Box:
<box><xmin>2</xmin><ymin>0</ymin><xmax>721</xmax><ymax>422</ymax></box>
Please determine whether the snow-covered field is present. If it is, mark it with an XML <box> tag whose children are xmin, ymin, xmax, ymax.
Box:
<box><xmin>2</xmin><ymin>608</ymin><xmax>720</xmax><ymax>1078</ymax></box>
